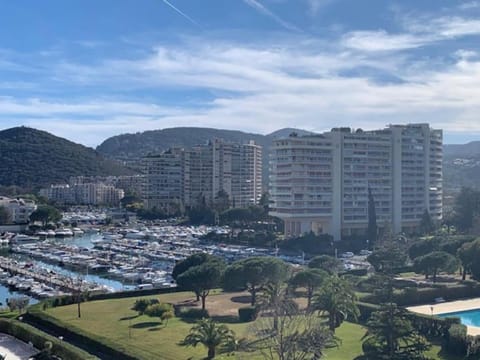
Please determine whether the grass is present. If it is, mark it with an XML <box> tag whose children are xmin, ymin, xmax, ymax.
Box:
<box><xmin>45</xmin><ymin>291</ymin><xmax>464</xmax><ymax>360</ymax></box>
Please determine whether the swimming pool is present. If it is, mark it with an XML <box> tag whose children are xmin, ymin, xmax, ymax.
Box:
<box><xmin>438</xmin><ymin>309</ymin><xmax>480</xmax><ymax>327</ymax></box>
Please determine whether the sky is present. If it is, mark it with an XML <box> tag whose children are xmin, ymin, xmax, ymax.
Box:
<box><xmin>1</xmin><ymin>0</ymin><xmax>480</xmax><ymax>147</ymax></box>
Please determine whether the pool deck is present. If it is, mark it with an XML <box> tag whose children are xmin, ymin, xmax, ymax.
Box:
<box><xmin>0</xmin><ymin>333</ymin><xmax>38</xmax><ymax>359</ymax></box>
<box><xmin>408</xmin><ymin>298</ymin><xmax>480</xmax><ymax>335</ymax></box>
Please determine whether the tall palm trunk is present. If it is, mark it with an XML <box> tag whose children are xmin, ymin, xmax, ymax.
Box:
<box><xmin>207</xmin><ymin>346</ymin><xmax>215</xmax><ymax>359</ymax></box>
<box><xmin>328</xmin><ymin>313</ymin><xmax>335</xmax><ymax>332</ymax></box>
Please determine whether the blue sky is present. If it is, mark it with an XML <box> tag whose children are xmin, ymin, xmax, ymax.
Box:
<box><xmin>1</xmin><ymin>0</ymin><xmax>480</xmax><ymax>146</ymax></box>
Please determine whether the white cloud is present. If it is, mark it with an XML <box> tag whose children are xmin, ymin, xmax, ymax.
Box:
<box><xmin>343</xmin><ymin>15</ymin><xmax>480</xmax><ymax>52</ymax></box>
<box><xmin>459</xmin><ymin>1</ymin><xmax>480</xmax><ymax>10</ymax></box>
<box><xmin>3</xmin><ymin>37</ymin><xmax>480</xmax><ymax>146</ymax></box>
<box><xmin>342</xmin><ymin>30</ymin><xmax>427</xmax><ymax>52</ymax></box>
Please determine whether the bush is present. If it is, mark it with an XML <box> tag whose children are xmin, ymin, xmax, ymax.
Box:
<box><xmin>363</xmin><ymin>284</ymin><xmax>480</xmax><ymax>306</ymax></box>
<box><xmin>144</xmin><ymin>303</ymin><xmax>173</xmax><ymax>319</ymax></box>
<box><xmin>356</xmin><ymin>302</ymin><xmax>380</xmax><ymax>322</ymax></box>
<box><xmin>343</xmin><ymin>268</ymin><xmax>368</xmax><ymax>276</ymax></box>
<box><xmin>238</xmin><ymin>306</ymin><xmax>258</xmax><ymax>322</ymax></box>
<box><xmin>0</xmin><ymin>318</ymin><xmax>95</xmax><ymax>360</ymax></box>
<box><xmin>446</xmin><ymin>324</ymin><xmax>467</xmax><ymax>355</ymax></box>
<box><xmin>407</xmin><ymin>312</ymin><xmax>460</xmax><ymax>338</ymax></box>
<box><xmin>132</xmin><ymin>298</ymin><xmax>159</xmax><ymax>315</ymax></box>
<box><xmin>177</xmin><ymin>308</ymin><xmax>209</xmax><ymax>319</ymax></box>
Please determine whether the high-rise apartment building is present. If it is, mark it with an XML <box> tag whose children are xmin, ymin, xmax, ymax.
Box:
<box><xmin>143</xmin><ymin>140</ymin><xmax>263</xmax><ymax>211</ymax></box>
<box><xmin>269</xmin><ymin>124</ymin><xmax>442</xmax><ymax>241</ymax></box>
<box><xmin>143</xmin><ymin>148</ymin><xmax>186</xmax><ymax>212</ymax></box>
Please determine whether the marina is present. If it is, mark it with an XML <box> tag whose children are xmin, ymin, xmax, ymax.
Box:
<box><xmin>0</xmin><ymin>214</ymin><xmax>370</xmax><ymax>304</ymax></box>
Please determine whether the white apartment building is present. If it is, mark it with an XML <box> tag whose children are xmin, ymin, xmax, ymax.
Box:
<box><xmin>269</xmin><ymin>124</ymin><xmax>443</xmax><ymax>241</ymax></box>
<box><xmin>143</xmin><ymin>148</ymin><xmax>186</xmax><ymax>211</ymax></box>
<box><xmin>0</xmin><ymin>197</ymin><xmax>37</xmax><ymax>224</ymax></box>
<box><xmin>40</xmin><ymin>183</ymin><xmax>124</xmax><ymax>206</ymax></box>
<box><xmin>143</xmin><ymin>140</ymin><xmax>263</xmax><ymax>211</ymax></box>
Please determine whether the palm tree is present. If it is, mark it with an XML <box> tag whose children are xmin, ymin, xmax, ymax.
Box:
<box><xmin>180</xmin><ymin>318</ymin><xmax>236</xmax><ymax>359</ymax></box>
<box><xmin>258</xmin><ymin>282</ymin><xmax>296</xmax><ymax>331</ymax></box>
<box><xmin>312</xmin><ymin>275</ymin><xmax>359</xmax><ymax>332</ymax></box>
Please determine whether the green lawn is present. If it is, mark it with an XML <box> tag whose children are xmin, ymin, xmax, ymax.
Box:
<box><xmin>44</xmin><ymin>292</ymin><xmax>463</xmax><ymax>360</ymax></box>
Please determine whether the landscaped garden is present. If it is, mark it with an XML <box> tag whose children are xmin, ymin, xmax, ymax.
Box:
<box><xmin>24</xmin><ymin>199</ymin><xmax>480</xmax><ymax>360</ymax></box>
<box><xmin>23</xmin><ymin>289</ymin><xmax>461</xmax><ymax>360</ymax></box>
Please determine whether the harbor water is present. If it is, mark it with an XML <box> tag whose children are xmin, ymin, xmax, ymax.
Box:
<box><xmin>0</xmin><ymin>233</ymin><xmax>132</xmax><ymax>306</ymax></box>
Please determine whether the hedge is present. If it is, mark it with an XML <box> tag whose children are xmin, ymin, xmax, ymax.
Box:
<box><xmin>446</xmin><ymin>324</ymin><xmax>467</xmax><ymax>356</ymax></box>
<box><xmin>26</xmin><ymin>305</ymin><xmax>137</xmax><ymax>360</ymax></box>
<box><xmin>238</xmin><ymin>306</ymin><xmax>258</xmax><ymax>322</ymax></box>
<box><xmin>363</xmin><ymin>284</ymin><xmax>480</xmax><ymax>306</ymax></box>
<box><xmin>0</xmin><ymin>318</ymin><xmax>97</xmax><ymax>360</ymax></box>
<box><xmin>89</xmin><ymin>286</ymin><xmax>181</xmax><ymax>301</ymax></box>
<box><xmin>356</xmin><ymin>302</ymin><xmax>380</xmax><ymax>322</ymax></box>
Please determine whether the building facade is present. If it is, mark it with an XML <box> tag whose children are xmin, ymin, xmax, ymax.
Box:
<box><xmin>40</xmin><ymin>183</ymin><xmax>124</xmax><ymax>206</ymax></box>
<box><xmin>143</xmin><ymin>140</ymin><xmax>263</xmax><ymax>211</ymax></box>
<box><xmin>0</xmin><ymin>197</ymin><xmax>37</xmax><ymax>224</ymax></box>
<box><xmin>143</xmin><ymin>148</ymin><xmax>186</xmax><ymax>212</ymax></box>
<box><xmin>269</xmin><ymin>124</ymin><xmax>443</xmax><ymax>241</ymax></box>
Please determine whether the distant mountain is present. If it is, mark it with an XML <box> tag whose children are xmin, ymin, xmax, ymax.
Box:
<box><xmin>96</xmin><ymin>127</ymin><xmax>312</xmax><ymax>185</ymax></box>
<box><xmin>443</xmin><ymin>141</ymin><xmax>480</xmax><ymax>190</ymax></box>
<box><xmin>0</xmin><ymin>127</ymin><xmax>134</xmax><ymax>189</ymax></box>
<box><xmin>444</xmin><ymin>141</ymin><xmax>480</xmax><ymax>158</ymax></box>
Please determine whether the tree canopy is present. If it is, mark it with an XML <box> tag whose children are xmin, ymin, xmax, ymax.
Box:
<box><xmin>180</xmin><ymin>318</ymin><xmax>236</xmax><ymax>359</ymax></box>
<box><xmin>176</xmin><ymin>260</ymin><xmax>225</xmax><ymax>310</ymax></box>
<box><xmin>29</xmin><ymin>205</ymin><xmax>62</xmax><ymax>227</ymax></box>
<box><xmin>172</xmin><ymin>253</ymin><xmax>218</xmax><ymax>280</ymax></box>
<box><xmin>313</xmin><ymin>275</ymin><xmax>359</xmax><ymax>332</ymax></box>
<box><xmin>223</xmin><ymin>256</ymin><xmax>290</xmax><ymax>306</ymax></box>
<box><xmin>307</xmin><ymin>255</ymin><xmax>343</xmax><ymax>274</ymax></box>
<box><xmin>362</xmin><ymin>303</ymin><xmax>430</xmax><ymax>359</ymax></box>
<box><xmin>289</xmin><ymin>269</ymin><xmax>327</xmax><ymax>309</ymax></box>
<box><xmin>413</xmin><ymin>251</ymin><xmax>458</xmax><ymax>282</ymax></box>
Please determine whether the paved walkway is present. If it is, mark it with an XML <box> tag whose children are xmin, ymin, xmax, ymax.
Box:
<box><xmin>408</xmin><ymin>298</ymin><xmax>480</xmax><ymax>335</ymax></box>
<box><xmin>0</xmin><ymin>333</ymin><xmax>38</xmax><ymax>360</ymax></box>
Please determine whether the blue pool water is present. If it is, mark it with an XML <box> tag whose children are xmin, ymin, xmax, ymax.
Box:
<box><xmin>438</xmin><ymin>309</ymin><xmax>480</xmax><ymax>327</ymax></box>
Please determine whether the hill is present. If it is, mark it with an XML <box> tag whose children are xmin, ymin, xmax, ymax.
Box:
<box><xmin>443</xmin><ymin>141</ymin><xmax>480</xmax><ymax>190</ymax></box>
<box><xmin>96</xmin><ymin>127</ymin><xmax>312</xmax><ymax>185</ymax></box>
<box><xmin>97</xmin><ymin>127</ymin><xmax>480</xmax><ymax>191</ymax></box>
<box><xmin>0</xmin><ymin>127</ymin><xmax>134</xmax><ymax>188</ymax></box>
<box><xmin>96</xmin><ymin>127</ymin><xmax>313</xmax><ymax>159</ymax></box>
<box><xmin>444</xmin><ymin>141</ymin><xmax>480</xmax><ymax>158</ymax></box>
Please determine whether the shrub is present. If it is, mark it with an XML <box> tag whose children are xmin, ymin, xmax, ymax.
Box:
<box><xmin>446</xmin><ymin>324</ymin><xmax>467</xmax><ymax>355</ymax></box>
<box><xmin>363</xmin><ymin>284</ymin><xmax>480</xmax><ymax>306</ymax></box>
<box><xmin>238</xmin><ymin>306</ymin><xmax>258</xmax><ymax>322</ymax></box>
<box><xmin>344</xmin><ymin>268</ymin><xmax>368</xmax><ymax>277</ymax></box>
<box><xmin>144</xmin><ymin>303</ymin><xmax>173</xmax><ymax>319</ymax></box>
<box><xmin>132</xmin><ymin>298</ymin><xmax>159</xmax><ymax>315</ymax></box>
<box><xmin>356</xmin><ymin>302</ymin><xmax>380</xmax><ymax>322</ymax></box>
<box><xmin>178</xmin><ymin>308</ymin><xmax>209</xmax><ymax>319</ymax></box>
<box><xmin>0</xmin><ymin>318</ymin><xmax>95</xmax><ymax>360</ymax></box>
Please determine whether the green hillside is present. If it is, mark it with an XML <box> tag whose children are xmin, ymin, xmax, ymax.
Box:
<box><xmin>96</xmin><ymin>127</ymin><xmax>312</xmax><ymax>185</ymax></box>
<box><xmin>0</xmin><ymin>126</ymin><xmax>134</xmax><ymax>188</ymax></box>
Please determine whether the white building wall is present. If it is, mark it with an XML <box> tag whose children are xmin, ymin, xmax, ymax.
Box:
<box><xmin>269</xmin><ymin>124</ymin><xmax>443</xmax><ymax>241</ymax></box>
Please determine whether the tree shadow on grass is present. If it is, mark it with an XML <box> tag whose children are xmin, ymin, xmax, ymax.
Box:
<box><xmin>148</xmin><ymin>326</ymin><xmax>165</xmax><ymax>332</ymax></box>
<box><xmin>119</xmin><ymin>315</ymin><xmax>139</xmax><ymax>321</ymax></box>
<box><xmin>211</xmin><ymin>315</ymin><xmax>241</xmax><ymax>324</ymax></box>
<box><xmin>230</xmin><ymin>295</ymin><xmax>251</xmax><ymax>304</ymax></box>
<box><xmin>427</xmin><ymin>338</ymin><xmax>464</xmax><ymax>360</ymax></box>
<box><xmin>131</xmin><ymin>321</ymin><xmax>163</xmax><ymax>329</ymax></box>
